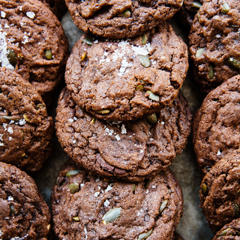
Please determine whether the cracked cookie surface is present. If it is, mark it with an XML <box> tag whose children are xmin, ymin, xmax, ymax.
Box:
<box><xmin>0</xmin><ymin>0</ymin><xmax>68</xmax><ymax>101</ymax></box>
<box><xmin>55</xmin><ymin>88</ymin><xmax>191</xmax><ymax>181</ymax></box>
<box><xmin>200</xmin><ymin>150</ymin><xmax>240</xmax><ymax>233</ymax></box>
<box><xmin>66</xmin><ymin>0</ymin><xmax>183</xmax><ymax>39</ymax></box>
<box><xmin>52</xmin><ymin>160</ymin><xmax>183</xmax><ymax>240</ymax></box>
<box><xmin>0</xmin><ymin>162</ymin><xmax>51</xmax><ymax>240</ymax></box>
<box><xmin>193</xmin><ymin>75</ymin><xmax>240</xmax><ymax>174</ymax></box>
<box><xmin>189</xmin><ymin>0</ymin><xmax>240</xmax><ymax>92</ymax></box>
<box><xmin>65</xmin><ymin>23</ymin><xmax>188</xmax><ymax>121</ymax></box>
<box><xmin>0</xmin><ymin>67</ymin><xmax>54</xmax><ymax>172</ymax></box>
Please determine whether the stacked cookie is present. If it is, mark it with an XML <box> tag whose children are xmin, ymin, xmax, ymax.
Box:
<box><xmin>193</xmin><ymin>74</ymin><xmax>240</xmax><ymax>236</ymax></box>
<box><xmin>52</xmin><ymin>1</ymin><xmax>192</xmax><ymax>239</ymax></box>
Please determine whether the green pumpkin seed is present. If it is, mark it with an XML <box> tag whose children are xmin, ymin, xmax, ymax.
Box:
<box><xmin>65</xmin><ymin>170</ymin><xmax>81</xmax><ymax>178</ymax></box>
<box><xmin>81</xmin><ymin>52</ymin><xmax>86</xmax><ymax>61</ymax></box>
<box><xmin>201</xmin><ymin>183</ymin><xmax>208</xmax><ymax>196</ymax></box>
<box><xmin>98</xmin><ymin>109</ymin><xmax>110</xmax><ymax>114</ymax></box>
<box><xmin>209</xmin><ymin>65</ymin><xmax>214</xmax><ymax>79</ymax></box>
<box><xmin>91</xmin><ymin>118</ymin><xmax>96</xmax><ymax>124</ymax></box>
<box><xmin>138</xmin><ymin>229</ymin><xmax>153</xmax><ymax>240</ymax></box>
<box><xmin>102</xmin><ymin>207</ymin><xmax>121</xmax><ymax>224</ymax></box>
<box><xmin>196</xmin><ymin>48</ymin><xmax>205</xmax><ymax>59</ymax></box>
<box><xmin>192</xmin><ymin>2</ymin><xmax>202</xmax><ymax>8</ymax></box>
<box><xmin>2</xmin><ymin>115</ymin><xmax>20</xmax><ymax>121</ymax></box>
<box><xmin>68</xmin><ymin>183</ymin><xmax>79</xmax><ymax>194</ymax></box>
<box><xmin>73</xmin><ymin>216</ymin><xmax>80</xmax><ymax>222</ymax></box>
<box><xmin>83</xmin><ymin>38</ymin><xmax>93</xmax><ymax>46</ymax></box>
<box><xmin>35</xmin><ymin>103</ymin><xmax>45</xmax><ymax>110</ymax></box>
<box><xmin>159</xmin><ymin>200</ymin><xmax>168</xmax><ymax>213</ymax></box>
<box><xmin>228</xmin><ymin>57</ymin><xmax>240</xmax><ymax>69</ymax></box>
<box><xmin>23</xmin><ymin>114</ymin><xmax>31</xmax><ymax>123</ymax></box>
<box><xmin>146</xmin><ymin>113</ymin><xmax>158</xmax><ymax>124</ymax></box>
<box><xmin>10</xmin><ymin>205</ymin><xmax>15</xmax><ymax>214</ymax></box>
<box><xmin>132</xmin><ymin>184</ymin><xmax>136</xmax><ymax>194</ymax></box>
<box><xmin>141</xmin><ymin>34</ymin><xmax>148</xmax><ymax>45</ymax></box>
<box><xmin>45</xmin><ymin>49</ymin><xmax>52</xmax><ymax>60</ymax></box>
<box><xmin>136</xmin><ymin>84</ymin><xmax>144</xmax><ymax>92</ymax></box>
<box><xmin>139</xmin><ymin>55</ymin><xmax>151</xmax><ymax>68</ymax></box>
<box><xmin>234</xmin><ymin>203</ymin><xmax>240</xmax><ymax>218</ymax></box>
<box><xmin>218</xmin><ymin>228</ymin><xmax>232</xmax><ymax>236</ymax></box>
<box><xmin>7</xmin><ymin>49</ymin><xmax>17</xmax><ymax>67</ymax></box>
<box><xmin>146</xmin><ymin>91</ymin><xmax>159</xmax><ymax>102</ymax></box>
<box><xmin>221</xmin><ymin>3</ymin><xmax>230</xmax><ymax>14</ymax></box>
<box><xmin>122</xmin><ymin>10</ymin><xmax>131</xmax><ymax>18</ymax></box>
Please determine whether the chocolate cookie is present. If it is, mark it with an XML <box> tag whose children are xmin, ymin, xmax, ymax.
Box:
<box><xmin>213</xmin><ymin>219</ymin><xmax>240</xmax><ymax>239</ymax></box>
<box><xmin>0</xmin><ymin>0</ymin><xmax>68</xmax><ymax>101</ymax></box>
<box><xmin>193</xmin><ymin>75</ymin><xmax>240</xmax><ymax>174</ymax></box>
<box><xmin>41</xmin><ymin>0</ymin><xmax>67</xmax><ymax>19</ymax></box>
<box><xmin>179</xmin><ymin>0</ymin><xmax>203</xmax><ymax>27</ymax></box>
<box><xmin>55</xmin><ymin>88</ymin><xmax>191</xmax><ymax>182</ymax></box>
<box><xmin>189</xmin><ymin>0</ymin><xmax>240</xmax><ymax>91</ymax></box>
<box><xmin>65</xmin><ymin>23</ymin><xmax>189</xmax><ymax>121</ymax></box>
<box><xmin>52</xmin><ymin>160</ymin><xmax>183</xmax><ymax>240</ymax></box>
<box><xmin>65</xmin><ymin>0</ymin><xmax>183</xmax><ymax>39</ymax></box>
<box><xmin>0</xmin><ymin>162</ymin><xmax>51</xmax><ymax>239</ymax></box>
<box><xmin>200</xmin><ymin>150</ymin><xmax>240</xmax><ymax>233</ymax></box>
<box><xmin>0</xmin><ymin>67</ymin><xmax>54</xmax><ymax>172</ymax></box>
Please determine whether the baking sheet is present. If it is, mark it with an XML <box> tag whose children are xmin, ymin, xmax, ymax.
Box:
<box><xmin>34</xmin><ymin>12</ymin><xmax>215</xmax><ymax>240</ymax></box>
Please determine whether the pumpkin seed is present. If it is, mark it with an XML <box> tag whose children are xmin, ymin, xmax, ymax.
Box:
<box><xmin>159</xmin><ymin>200</ymin><xmax>168</xmax><ymax>213</ymax></box>
<box><xmin>68</xmin><ymin>183</ymin><xmax>79</xmax><ymax>194</ymax></box>
<box><xmin>146</xmin><ymin>113</ymin><xmax>158</xmax><ymax>124</ymax></box>
<box><xmin>102</xmin><ymin>207</ymin><xmax>121</xmax><ymax>224</ymax></box>
<box><xmin>221</xmin><ymin>3</ymin><xmax>230</xmax><ymax>14</ymax></box>
<box><xmin>138</xmin><ymin>229</ymin><xmax>153</xmax><ymax>240</ymax></box>
<box><xmin>196</xmin><ymin>48</ymin><xmax>205</xmax><ymax>59</ymax></box>
<box><xmin>146</xmin><ymin>91</ymin><xmax>159</xmax><ymax>102</ymax></box>
<box><xmin>139</xmin><ymin>55</ymin><xmax>151</xmax><ymax>68</ymax></box>
<box><xmin>65</xmin><ymin>170</ymin><xmax>81</xmax><ymax>178</ymax></box>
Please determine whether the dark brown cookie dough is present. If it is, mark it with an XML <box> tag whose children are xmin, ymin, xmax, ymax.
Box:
<box><xmin>193</xmin><ymin>75</ymin><xmax>240</xmax><ymax>174</ymax></box>
<box><xmin>0</xmin><ymin>162</ymin><xmax>51</xmax><ymax>240</ymax></box>
<box><xmin>213</xmin><ymin>219</ymin><xmax>240</xmax><ymax>239</ymax></box>
<box><xmin>66</xmin><ymin>0</ymin><xmax>183</xmax><ymax>39</ymax></box>
<box><xmin>65</xmin><ymin>23</ymin><xmax>189</xmax><ymax>121</ymax></box>
<box><xmin>0</xmin><ymin>67</ymin><xmax>54</xmax><ymax>172</ymax></box>
<box><xmin>200</xmin><ymin>150</ymin><xmax>240</xmax><ymax>233</ymax></box>
<box><xmin>0</xmin><ymin>0</ymin><xmax>68</xmax><ymax>101</ymax></box>
<box><xmin>189</xmin><ymin>0</ymin><xmax>240</xmax><ymax>91</ymax></box>
<box><xmin>52</xmin><ymin>160</ymin><xmax>183</xmax><ymax>240</ymax></box>
<box><xmin>55</xmin><ymin>88</ymin><xmax>191</xmax><ymax>182</ymax></box>
<box><xmin>179</xmin><ymin>0</ymin><xmax>204</xmax><ymax>27</ymax></box>
<box><xmin>41</xmin><ymin>0</ymin><xmax>67</xmax><ymax>19</ymax></box>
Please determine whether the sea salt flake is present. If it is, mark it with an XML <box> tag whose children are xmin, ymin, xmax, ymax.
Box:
<box><xmin>7</xmin><ymin>127</ymin><xmax>13</xmax><ymax>134</ymax></box>
<box><xmin>121</xmin><ymin>124</ymin><xmax>127</xmax><ymax>134</ymax></box>
<box><xmin>217</xmin><ymin>150</ymin><xmax>221</xmax><ymax>156</ymax></box>
<box><xmin>0</xmin><ymin>32</ymin><xmax>14</xmax><ymax>70</ymax></box>
<box><xmin>69</xmin><ymin>118</ymin><xmax>74</xmax><ymax>123</ymax></box>
<box><xmin>1</xmin><ymin>11</ymin><xmax>6</xmax><ymax>18</ymax></box>
<box><xmin>18</xmin><ymin>119</ymin><xmax>26</xmax><ymax>126</ymax></box>
<box><xmin>26</xmin><ymin>11</ymin><xmax>35</xmax><ymax>19</ymax></box>
<box><xmin>115</xmin><ymin>134</ymin><xmax>121</xmax><ymax>141</ymax></box>
<box><xmin>105</xmin><ymin>183</ymin><xmax>113</xmax><ymax>192</ymax></box>
<box><xmin>104</xmin><ymin>199</ymin><xmax>110</xmax><ymax>207</ymax></box>
<box><xmin>0</xmin><ymin>134</ymin><xmax>2</xmax><ymax>141</ymax></box>
<box><xmin>94</xmin><ymin>192</ymin><xmax>100</xmax><ymax>197</ymax></box>
<box><xmin>9</xmin><ymin>137</ymin><xmax>12</xmax><ymax>141</ymax></box>
<box><xmin>8</xmin><ymin>196</ymin><xmax>14</xmax><ymax>201</ymax></box>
